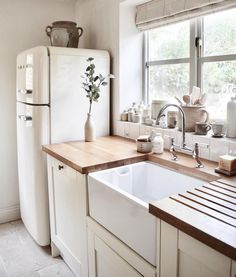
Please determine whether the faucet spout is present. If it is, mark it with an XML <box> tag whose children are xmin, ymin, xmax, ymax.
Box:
<box><xmin>156</xmin><ymin>104</ymin><xmax>186</xmax><ymax>148</ymax></box>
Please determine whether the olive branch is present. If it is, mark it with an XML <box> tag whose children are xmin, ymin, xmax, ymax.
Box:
<box><xmin>81</xmin><ymin>57</ymin><xmax>114</xmax><ymax>114</ymax></box>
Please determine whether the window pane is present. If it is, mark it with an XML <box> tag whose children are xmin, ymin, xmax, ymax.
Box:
<box><xmin>149</xmin><ymin>64</ymin><xmax>189</xmax><ymax>102</ymax></box>
<box><xmin>202</xmin><ymin>61</ymin><xmax>236</xmax><ymax>119</ymax></box>
<box><xmin>204</xmin><ymin>8</ymin><xmax>236</xmax><ymax>56</ymax></box>
<box><xmin>149</xmin><ymin>21</ymin><xmax>190</xmax><ymax>61</ymax></box>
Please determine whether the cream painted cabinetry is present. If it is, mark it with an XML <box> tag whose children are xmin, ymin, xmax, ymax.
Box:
<box><xmin>87</xmin><ymin>217</ymin><xmax>156</xmax><ymax>277</ymax></box>
<box><xmin>47</xmin><ymin>156</ymin><xmax>88</xmax><ymax>277</ymax></box>
<box><xmin>232</xmin><ymin>261</ymin><xmax>236</xmax><ymax>277</ymax></box>
<box><xmin>160</xmin><ymin>221</ymin><xmax>233</xmax><ymax>277</ymax></box>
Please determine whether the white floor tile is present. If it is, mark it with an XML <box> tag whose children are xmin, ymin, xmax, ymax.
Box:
<box><xmin>0</xmin><ymin>220</ymin><xmax>71</xmax><ymax>277</ymax></box>
<box><xmin>38</xmin><ymin>262</ymin><xmax>75</xmax><ymax>277</ymax></box>
<box><xmin>0</xmin><ymin>256</ymin><xmax>8</xmax><ymax>277</ymax></box>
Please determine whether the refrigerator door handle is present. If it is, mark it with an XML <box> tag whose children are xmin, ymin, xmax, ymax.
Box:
<box><xmin>18</xmin><ymin>89</ymin><xmax>33</xmax><ymax>95</ymax></box>
<box><xmin>18</xmin><ymin>115</ymin><xmax>33</xmax><ymax>121</ymax></box>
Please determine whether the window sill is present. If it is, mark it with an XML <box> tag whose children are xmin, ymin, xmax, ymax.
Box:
<box><xmin>114</xmin><ymin>121</ymin><xmax>236</xmax><ymax>162</ymax></box>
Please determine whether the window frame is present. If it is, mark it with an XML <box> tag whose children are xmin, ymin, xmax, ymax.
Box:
<box><xmin>144</xmin><ymin>11</ymin><xmax>236</xmax><ymax>119</ymax></box>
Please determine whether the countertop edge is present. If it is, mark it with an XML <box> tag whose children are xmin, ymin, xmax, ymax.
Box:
<box><xmin>149</xmin><ymin>201</ymin><xmax>236</xmax><ymax>261</ymax></box>
<box><xmin>42</xmin><ymin>144</ymin><xmax>148</xmax><ymax>174</ymax></box>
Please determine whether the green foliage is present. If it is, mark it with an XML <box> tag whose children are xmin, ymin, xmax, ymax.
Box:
<box><xmin>148</xmin><ymin>9</ymin><xmax>236</xmax><ymax>107</ymax></box>
<box><xmin>81</xmin><ymin>57</ymin><xmax>114</xmax><ymax>113</ymax></box>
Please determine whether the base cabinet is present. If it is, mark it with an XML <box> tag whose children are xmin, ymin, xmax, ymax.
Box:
<box><xmin>87</xmin><ymin>217</ymin><xmax>156</xmax><ymax>277</ymax></box>
<box><xmin>47</xmin><ymin>156</ymin><xmax>88</xmax><ymax>277</ymax></box>
<box><xmin>232</xmin><ymin>261</ymin><xmax>236</xmax><ymax>277</ymax></box>
<box><xmin>160</xmin><ymin>221</ymin><xmax>234</xmax><ymax>277</ymax></box>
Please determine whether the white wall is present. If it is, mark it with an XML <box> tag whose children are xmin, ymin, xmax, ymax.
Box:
<box><xmin>0</xmin><ymin>0</ymin><xmax>76</xmax><ymax>223</ymax></box>
<box><xmin>119</xmin><ymin>1</ymin><xmax>143</xmax><ymax>113</ymax></box>
<box><xmin>76</xmin><ymin>0</ymin><xmax>144</xmax><ymax>129</ymax></box>
<box><xmin>75</xmin><ymin>0</ymin><xmax>120</xmax><ymax>131</ymax></box>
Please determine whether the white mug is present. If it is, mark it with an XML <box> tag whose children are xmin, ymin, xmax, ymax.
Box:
<box><xmin>211</xmin><ymin>122</ymin><xmax>225</xmax><ymax>136</ymax></box>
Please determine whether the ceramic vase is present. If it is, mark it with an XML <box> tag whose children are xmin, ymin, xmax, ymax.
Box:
<box><xmin>45</xmin><ymin>21</ymin><xmax>83</xmax><ymax>48</ymax></box>
<box><xmin>84</xmin><ymin>113</ymin><xmax>96</xmax><ymax>142</ymax></box>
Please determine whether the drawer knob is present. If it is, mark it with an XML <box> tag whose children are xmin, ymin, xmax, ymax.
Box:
<box><xmin>58</xmin><ymin>165</ymin><xmax>64</xmax><ymax>170</ymax></box>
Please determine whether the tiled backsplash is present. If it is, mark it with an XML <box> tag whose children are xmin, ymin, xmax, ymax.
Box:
<box><xmin>114</xmin><ymin>121</ymin><xmax>236</xmax><ymax>162</ymax></box>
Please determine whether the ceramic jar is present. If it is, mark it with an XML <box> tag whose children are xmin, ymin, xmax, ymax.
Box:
<box><xmin>151</xmin><ymin>100</ymin><xmax>169</xmax><ymax>119</ymax></box>
<box><xmin>178</xmin><ymin>105</ymin><xmax>209</xmax><ymax>132</ymax></box>
<box><xmin>84</xmin><ymin>113</ymin><xmax>96</xmax><ymax>142</ymax></box>
<box><xmin>121</xmin><ymin>111</ymin><xmax>128</xmax><ymax>121</ymax></box>
<box><xmin>45</xmin><ymin>21</ymin><xmax>83</xmax><ymax>48</ymax></box>
<box><xmin>167</xmin><ymin>111</ymin><xmax>178</xmax><ymax>128</ymax></box>
<box><xmin>133</xmin><ymin>113</ymin><xmax>141</xmax><ymax>123</ymax></box>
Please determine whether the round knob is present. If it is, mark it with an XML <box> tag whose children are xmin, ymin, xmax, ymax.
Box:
<box><xmin>58</xmin><ymin>165</ymin><xmax>64</xmax><ymax>170</ymax></box>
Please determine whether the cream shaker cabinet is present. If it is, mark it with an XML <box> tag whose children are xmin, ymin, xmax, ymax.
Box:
<box><xmin>160</xmin><ymin>221</ymin><xmax>233</xmax><ymax>277</ymax></box>
<box><xmin>47</xmin><ymin>156</ymin><xmax>88</xmax><ymax>277</ymax></box>
<box><xmin>87</xmin><ymin>217</ymin><xmax>156</xmax><ymax>277</ymax></box>
<box><xmin>232</xmin><ymin>261</ymin><xmax>236</xmax><ymax>277</ymax></box>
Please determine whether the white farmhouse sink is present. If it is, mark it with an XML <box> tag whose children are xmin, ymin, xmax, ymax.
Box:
<box><xmin>88</xmin><ymin>161</ymin><xmax>205</xmax><ymax>266</ymax></box>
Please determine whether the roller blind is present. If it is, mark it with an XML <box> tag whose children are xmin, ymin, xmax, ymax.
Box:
<box><xmin>136</xmin><ymin>0</ymin><xmax>236</xmax><ymax>30</ymax></box>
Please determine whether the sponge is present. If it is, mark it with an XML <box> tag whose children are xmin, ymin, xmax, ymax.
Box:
<box><xmin>219</xmin><ymin>155</ymin><xmax>236</xmax><ymax>172</ymax></box>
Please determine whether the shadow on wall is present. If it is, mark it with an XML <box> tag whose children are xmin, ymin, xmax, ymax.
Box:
<box><xmin>0</xmin><ymin>0</ymin><xmax>76</xmax><ymax>223</ymax></box>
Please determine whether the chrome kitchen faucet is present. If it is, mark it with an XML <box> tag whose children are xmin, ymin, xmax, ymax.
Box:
<box><xmin>156</xmin><ymin>104</ymin><xmax>207</xmax><ymax>168</ymax></box>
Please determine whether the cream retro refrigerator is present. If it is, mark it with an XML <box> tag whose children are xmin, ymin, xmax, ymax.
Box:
<box><xmin>16</xmin><ymin>46</ymin><xmax>110</xmax><ymax>246</ymax></box>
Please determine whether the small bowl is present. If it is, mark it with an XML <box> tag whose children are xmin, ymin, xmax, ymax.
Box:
<box><xmin>136</xmin><ymin>141</ymin><xmax>153</xmax><ymax>153</ymax></box>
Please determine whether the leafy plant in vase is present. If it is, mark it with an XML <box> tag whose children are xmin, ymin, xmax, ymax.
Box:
<box><xmin>81</xmin><ymin>57</ymin><xmax>114</xmax><ymax>142</ymax></box>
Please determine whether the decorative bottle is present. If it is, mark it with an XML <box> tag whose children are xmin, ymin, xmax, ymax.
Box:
<box><xmin>226</xmin><ymin>95</ymin><xmax>236</xmax><ymax>138</ymax></box>
<box><xmin>152</xmin><ymin>133</ymin><xmax>164</xmax><ymax>154</ymax></box>
<box><xmin>84</xmin><ymin>113</ymin><xmax>96</xmax><ymax>142</ymax></box>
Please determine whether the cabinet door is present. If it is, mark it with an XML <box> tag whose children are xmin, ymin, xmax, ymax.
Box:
<box><xmin>87</xmin><ymin>218</ymin><xmax>156</xmax><ymax>277</ymax></box>
<box><xmin>232</xmin><ymin>260</ymin><xmax>236</xmax><ymax>277</ymax></box>
<box><xmin>47</xmin><ymin>156</ymin><xmax>88</xmax><ymax>277</ymax></box>
<box><xmin>92</xmin><ymin>235</ymin><xmax>142</xmax><ymax>277</ymax></box>
<box><xmin>178</xmin><ymin>231</ymin><xmax>231</xmax><ymax>277</ymax></box>
<box><xmin>160</xmin><ymin>221</ymin><xmax>231</xmax><ymax>277</ymax></box>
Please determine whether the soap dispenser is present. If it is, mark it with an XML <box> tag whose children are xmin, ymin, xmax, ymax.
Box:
<box><xmin>226</xmin><ymin>95</ymin><xmax>236</xmax><ymax>138</ymax></box>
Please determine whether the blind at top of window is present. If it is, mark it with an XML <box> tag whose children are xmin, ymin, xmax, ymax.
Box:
<box><xmin>136</xmin><ymin>0</ymin><xmax>236</xmax><ymax>30</ymax></box>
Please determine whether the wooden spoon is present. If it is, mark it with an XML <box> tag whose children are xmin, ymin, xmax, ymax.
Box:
<box><xmin>199</xmin><ymin>93</ymin><xmax>207</xmax><ymax>105</ymax></box>
<box><xmin>183</xmin><ymin>95</ymin><xmax>190</xmax><ymax>105</ymax></box>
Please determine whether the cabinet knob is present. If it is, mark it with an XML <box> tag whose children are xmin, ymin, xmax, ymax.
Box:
<box><xmin>58</xmin><ymin>165</ymin><xmax>64</xmax><ymax>170</ymax></box>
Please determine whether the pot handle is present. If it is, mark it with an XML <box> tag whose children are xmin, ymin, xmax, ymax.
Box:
<box><xmin>77</xmin><ymin>27</ymin><xmax>84</xmax><ymax>38</ymax></box>
<box><xmin>206</xmin><ymin>125</ymin><xmax>211</xmax><ymax>132</ymax></box>
<box><xmin>45</xmin><ymin>25</ymin><xmax>52</xmax><ymax>37</ymax></box>
<box><xmin>202</xmin><ymin>109</ymin><xmax>209</xmax><ymax>123</ymax></box>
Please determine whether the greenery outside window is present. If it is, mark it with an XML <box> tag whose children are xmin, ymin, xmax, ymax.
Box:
<box><xmin>145</xmin><ymin>8</ymin><xmax>236</xmax><ymax>119</ymax></box>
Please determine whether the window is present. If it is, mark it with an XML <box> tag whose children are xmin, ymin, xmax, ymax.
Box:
<box><xmin>145</xmin><ymin>8</ymin><xmax>236</xmax><ymax>119</ymax></box>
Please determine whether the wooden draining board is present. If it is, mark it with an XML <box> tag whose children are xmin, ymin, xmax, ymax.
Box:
<box><xmin>150</xmin><ymin>179</ymin><xmax>236</xmax><ymax>260</ymax></box>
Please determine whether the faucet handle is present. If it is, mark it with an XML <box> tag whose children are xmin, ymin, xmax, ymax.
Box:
<box><xmin>163</xmin><ymin>135</ymin><xmax>174</xmax><ymax>148</ymax></box>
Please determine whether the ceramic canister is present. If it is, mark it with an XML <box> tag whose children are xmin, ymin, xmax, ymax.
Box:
<box><xmin>178</xmin><ymin>105</ymin><xmax>209</xmax><ymax>132</ymax></box>
<box><xmin>151</xmin><ymin>100</ymin><xmax>169</xmax><ymax>120</ymax></box>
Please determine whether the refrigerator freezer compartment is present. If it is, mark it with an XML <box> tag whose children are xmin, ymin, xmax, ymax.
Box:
<box><xmin>16</xmin><ymin>46</ymin><xmax>49</xmax><ymax>105</ymax></box>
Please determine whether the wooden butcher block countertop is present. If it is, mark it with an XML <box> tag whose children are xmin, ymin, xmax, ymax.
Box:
<box><xmin>42</xmin><ymin>136</ymin><xmax>147</xmax><ymax>174</ymax></box>
<box><xmin>43</xmin><ymin>136</ymin><xmax>236</xmax><ymax>260</ymax></box>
